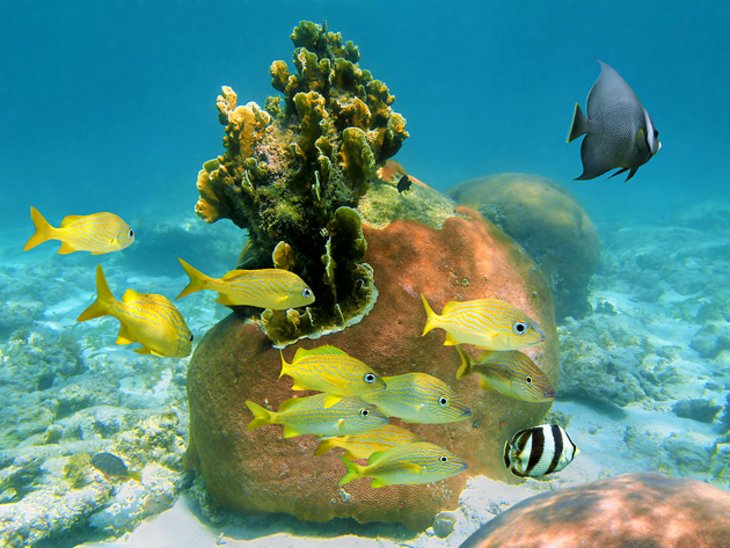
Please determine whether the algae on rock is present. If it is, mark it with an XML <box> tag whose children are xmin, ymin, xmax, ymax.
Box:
<box><xmin>195</xmin><ymin>21</ymin><xmax>408</xmax><ymax>345</ymax></box>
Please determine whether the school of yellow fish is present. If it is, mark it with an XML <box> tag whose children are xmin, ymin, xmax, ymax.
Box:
<box><xmin>24</xmin><ymin>204</ymin><xmax>578</xmax><ymax>488</ymax></box>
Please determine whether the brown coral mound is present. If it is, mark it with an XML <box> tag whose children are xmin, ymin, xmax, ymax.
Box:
<box><xmin>185</xmin><ymin>206</ymin><xmax>558</xmax><ymax>530</ymax></box>
<box><xmin>449</xmin><ymin>173</ymin><xmax>599</xmax><ymax>321</ymax></box>
<box><xmin>460</xmin><ymin>472</ymin><xmax>730</xmax><ymax>547</ymax></box>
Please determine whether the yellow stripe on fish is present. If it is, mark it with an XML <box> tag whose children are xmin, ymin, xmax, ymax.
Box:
<box><xmin>280</xmin><ymin>345</ymin><xmax>386</xmax><ymax>408</ymax></box>
<box><xmin>23</xmin><ymin>206</ymin><xmax>134</xmax><ymax>255</ymax></box>
<box><xmin>77</xmin><ymin>265</ymin><xmax>192</xmax><ymax>358</ymax></box>
<box><xmin>245</xmin><ymin>393</ymin><xmax>387</xmax><ymax>438</ymax></box>
<box><xmin>339</xmin><ymin>441</ymin><xmax>467</xmax><ymax>488</ymax></box>
<box><xmin>421</xmin><ymin>294</ymin><xmax>545</xmax><ymax>350</ymax></box>
<box><xmin>455</xmin><ymin>346</ymin><xmax>555</xmax><ymax>403</ymax></box>
<box><xmin>361</xmin><ymin>372</ymin><xmax>471</xmax><ymax>424</ymax></box>
<box><xmin>176</xmin><ymin>258</ymin><xmax>315</xmax><ymax>310</ymax></box>
<box><xmin>315</xmin><ymin>424</ymin><xmax>420</xmax><ymax>460</ymax></box>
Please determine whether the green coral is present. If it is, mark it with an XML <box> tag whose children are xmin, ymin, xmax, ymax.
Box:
<box><xmin>195</xmin><ymin>21</ymin><xmax>408</xmax><ymax>344</ymax></box>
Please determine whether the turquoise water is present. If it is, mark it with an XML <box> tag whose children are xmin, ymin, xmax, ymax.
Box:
<box><xmin>1</xmin><ymin>1</ymin><xmax>729</xmax><ymax>546</ymax></box>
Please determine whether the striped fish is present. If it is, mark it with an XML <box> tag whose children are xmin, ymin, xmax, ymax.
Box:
<box><xmin>315</xmin><ymin>423</ymin><xmax>421</xmax><ymax>460</ymax></box>
<box><xmin>280</xmin><ymin>345</ymin><xmax>386</xmax><ymax>408</ymax></box>
<box><xmin>245</xmin><ymin>393</ymin><xmax>387</xmax><ymax>438</ymax></box>
<box><xmin>23</xmin><ymin>206</ymin><xmax>134</xmax><ymax>255</ymax></box>
<box><xmin>504</xmin><ymin>424</ymin><xmax>579</xmax><ymax>478</ymax></box>
<box><xmin>361</xmin><ymin>372</ymin><xmax>471</xmax><ymax>424</ymax></box>
<box><xmin>421</xmin><ymin>294</ymin><xmax>545</xmax><ymax>351</ymax></box>
<box><xmin>455</xmin><ymin>346</ymin><xmax>556</xmax><ymax>402</ymax></box>
<box><xmin>176</xmin><ymin>258</ymin><xmax>315</xmax><ymax>310</ymax></box>
<box><xmin>77</xmin><ymin>265</ymin><xmax>192</xmax><ymax>358</ymax></box>
<box><xmin>339</xmin><ymin>441</ymin><xmax>468</xmax><ymax>488</ymax></box>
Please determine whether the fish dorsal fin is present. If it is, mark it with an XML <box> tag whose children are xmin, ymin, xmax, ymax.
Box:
<box><xmin>60</xmin><ymin>215</ymin><xmax>84</xmax><ymax>227</ymax></box>
<box><xmin>294</xmin><ymin>345</ymin><xmax>347</xmax><ymax>361</ymax></box>
<box><xmin>221</xmin><ymin>269</ymin><xmax>248</xmax><ymax>281</ymax></box>
<box><xmin>441</xmin><ymin>301</ymin><xmax>458</xmax><ymax>314</ymax></box>
<box><xmin>121</xmin><ymin>289</ymin><xmax>139</xmax><ymax>303</ymax></box>
<box><xmin>323</xmin><ymin>395</ymin><xmax>343</xmax><ymax>409</ymax></box>
<box><xmin>277</xmin><ymin>397</ymin><xmax>301</xmax><ymax>412</ymax></box>
<box><xmin>58</xmin><ymin>241</ymin><xmax>76</xmax><ymax>254</ymax></box>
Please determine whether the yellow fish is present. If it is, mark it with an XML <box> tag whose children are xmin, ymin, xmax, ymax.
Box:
<box><xmin>245</xmin><ymin>393</ymin><xmax>387</xmax><ymax>438</ymax></box>
<box><xmin>176</xmin><ymin>258</ymin><xmax>315</xmax><ymax>309</ymax></box>
<box><xmin>77</xmin><ymin>265</ymin><xmax>192</xmax><ymax>358</ymax></box>
<box><xmin>455</xmin><ymin>346</ymin><xmax>555</xmax><ymax>402</ymax></box>
<box><xmin>361</xmin><ymin>372</ymin><xmax>471</xmax><ymax>424</ymax></box>
<box><xmin>421</xmin><ymin>294</ymin><xmax>544</xmax><ymax>350</ymax></box>
<box><xmin>339</xmin><ymin>441</ymin><xmax>467</xmax><ymax>488</ymax></box>
<box><xmin>23</xmin><ymin>206</ymin><xmax>134</xmax><ymax>255</ymax></box>
<box><xmin>280</xmin><ymin>345</ymin><xmax>386</xmax><ymax>408</ymax></box>
<box><xmin>315</xmin><ymin>423</ymin><xmax>420</xmax><ymax>460</ymax></box>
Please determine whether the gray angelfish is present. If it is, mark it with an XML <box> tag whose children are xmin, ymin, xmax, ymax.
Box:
<box><xmin>567</xmin><ymin>60</ymin><xmax>661</xmax><ymax>182</ymax></box>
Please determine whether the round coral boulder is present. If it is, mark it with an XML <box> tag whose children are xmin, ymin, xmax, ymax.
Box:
<box><xmin>460</xmin><ymin>472</ymin><xmax>730</xmax><ymax>547</ymax></box>
<box><xmin>184</xmin><ymin>183</ymin><xmax>558</xmax><ymax>530</ymax></box>
<box><xmin>448</xmin><ymin>173</ymin><xmax>599</xmax><ymax>321</ymax></box>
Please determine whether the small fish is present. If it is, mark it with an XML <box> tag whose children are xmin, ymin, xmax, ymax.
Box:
<box><xmin>567</xmin><ymin>59</ymin><xmax>661</xmax><ymax>182</ymax></box>
<box><xmin>245</xmin><ymin>393</ymin><xmax>387</xmax><ymax>438</ymax></box>
<box><xmin>315</xmin><ymin>423</ymin><xmax>421</xmax><ymax>460</ymax></box>
<box><xmin>504</xmin><ymin>424</ymin><xmax>579</xmax><ymax>478</ymax></box>
<box><xmin>77</xmin><ymin>265</ymin><xmax>192</xmax><ymax>358</ymax></box>
<box><xmin>361</xmin><ymin>372</ymin><xmax>471</xmax><ymax>424</ymax></box>
<box><xmin>339</xmin><ymin>441</ymin><xmax>467</xmax><ymax>488</ymax></box>
<box><xmin>376</xmin><ymin>160</ymin><xmax>430</xmax><ymax>189</ymax></box>
<box><xmin>91</xmin><ymin>452</ymin><xmax>141</xmax><ymax>481</ymax></box>
<box><xmin>176</xmin><ymin>258</ymin><xmax>315</xmax><ymax>310</ymax></box>
<box><xmin>455</xmin><ymin>346</ymin><xmax>556</xmax><ymax>402</ymax></box>
<box><xmin>280</xmin><ymin>345</ymin><xmax>386</xmax><ymax>408</ymax></box>
<box><xmin>23</xmin><ymin>206</ymin><xmax>134</xmax><ymax>255</ymax></box>
<box><xmin>396</xmin><ymin>174</ymin><xmax>412</xmax><ymax>193</ymax></box>
<box><xmin>421</xmin><ymin>294</ymin><xmax>545</xmax><ymax>351</ymax></box>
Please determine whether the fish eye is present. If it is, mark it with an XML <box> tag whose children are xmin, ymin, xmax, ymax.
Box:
<box><xmin>513</xmin><ymin>321</ymin><xmax>528</xmax><ymax>335</ymax></box>
<box><xmin>189</xmin><ymin>333</ymin><xmax>194</xmax><ymax>342</ymax></box>
<box><xmin>129</xmin><ymin>229</ymin><xmax>134</xmax><ymax>238</ymax></box>
<box><xmin>653</xmin><ymin>129</ymin><xmax>659</xmax><ymax>138</ymax></box>
<box><xmin>438</xmin><ymin>396</ymin><xmax>448</xmax><ymax>407</ymax></box>
<box><xmin>302</xmin><ymin>287</ymin><xmax>312</xmax><ymax>298</ymax></box>
<box><xmin>526</xmin><ymin>376</ymin><xmax>532</xmax><ymax>384</ymax></box>
<box><xmin>363</xmin><ymin>373</ymin><xmax>376</xmax><ymax>384</ymax></box>
<box><xmin>359</xmin><ymin>408</ymin><xmax>370</xmax><ymax>417</ymax></box>
<box><xmin>439</xmin><ymin>455</ymin><xmax>448</xmax><ymax>462</ymax></box>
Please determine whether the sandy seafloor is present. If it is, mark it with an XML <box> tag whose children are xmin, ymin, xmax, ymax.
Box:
<box><xmin>1</xmin><ymin>201</ymin><xmax>729</xmax><ymax>547</ymax></box>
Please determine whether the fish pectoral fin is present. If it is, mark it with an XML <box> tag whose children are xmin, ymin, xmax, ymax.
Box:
<box><xmin>608</xmin><ymin>167</ymin><xmax>629</xmax><ymax>179</ymax></box>
<box><xmin>624</xmin><ymin>166</ymin><xmax>639</xmax><ymax>182</ymax></box>
<box><xmin>58</xmin><ymin>241</ymin><xmax>76</xmax><ymax>254</ymax></box>
<box><xmin>405</xmin><ymin>462</ymin><xmax>422</xmax><ymax>474</ymax></box>
<box><xmin>477</xmin><ymin>375</ymin><xmax>493</xmax><ymax>391</ymax></box>
<box><xmin>59</xmin><ymin>215</ymin><xmax>84</xmax><ymax>227</ymax></box>
<box><xmin>323</xmin><ymin>395</ymin><xmax>343</xmax><ymax>409</ymax></box>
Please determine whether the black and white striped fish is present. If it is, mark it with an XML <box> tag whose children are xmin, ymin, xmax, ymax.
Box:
<box><xmin>503</xmin><ymin>424</ymin><xmax>578</xmax><ymax>478</ymax></box>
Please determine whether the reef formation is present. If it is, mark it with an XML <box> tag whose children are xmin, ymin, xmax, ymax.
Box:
<box><xmin>185</xmin><ymin>21</ymin><xmax>558</xmax><ymax>530</ymax></box>
<box><xmin>195</xmin><ymin>20</ymin><xmax>408</xmax><ymax>345</ymax></box>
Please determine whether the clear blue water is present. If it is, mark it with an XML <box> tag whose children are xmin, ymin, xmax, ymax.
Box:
<box><xmin>3</xmin><ymin>0</ymin><xmax>729</xmax><ymax>232</ymax></box>
<box><xmin>1</xmin><ymin>1</ymin><xmax>729</xmax><ymax>545</ymax></box>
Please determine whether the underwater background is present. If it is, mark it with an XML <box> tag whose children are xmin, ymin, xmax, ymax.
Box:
<box><xmin>1</xmin><ymin>0</ymin><xmax>729</xmax><ymax>546</ymax></box>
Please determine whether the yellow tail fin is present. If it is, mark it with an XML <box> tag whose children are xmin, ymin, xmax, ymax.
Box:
<box><xmin>77</xmin><ymin>265</ymin><xmax>117</xmax><ymax>322</ymax></box>
<box><xmin>420</xmin><ymin>293</ymin><xmax>439</xmax><ymax>336</ymax></box>
<box><xmin>278</xmin><ymin>349</ymin><xmax>289</xmax><ymax>379</ymax></box>
<box><xmin>23</xmin><ymin>206</ymin><xmax>57</xmax><ymax>252</ymax></box>
<box><xmin>245</xmin><ymin>400</ymin><xmax>274</xmax><ymax>430</ymax></box>
<box><xmin>338</xmin><ymin>456</ymin><xmax>365</xmax><ymax>486</ymax></box>
<box><xmin>455</xmin><ymin>345</ymin><xmax>471</xmax><ymax>380</ymax></box>
<box><xmin>176</xmin><ymin>258</ymin><xmax>209</xmax><ymax>299</ymax></box>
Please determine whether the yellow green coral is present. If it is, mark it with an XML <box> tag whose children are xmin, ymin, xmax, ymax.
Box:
<box><xmin>194</xmin><ymin>21</ymin><xmax>408</xmax><ymax>344</ymax></box>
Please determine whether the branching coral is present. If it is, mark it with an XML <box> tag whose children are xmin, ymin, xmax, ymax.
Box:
<box><xmin>194</xmin><ymin>21</ymin><xmax>408</xmax><ymax>345</ymax></box>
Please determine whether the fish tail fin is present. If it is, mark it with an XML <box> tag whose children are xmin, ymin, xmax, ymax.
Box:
<box><xmin>176</xmin><ymin>258</ymin><xmax>208</xmax><ymax>299</ymax></box>
<box><xmin>245</xmin><ymin>400</ymin><xmax>274</xmax><ymax>430</ymax></box>
<box><xmin>77</xmin><ymin>265</ymin><xmax>117</xmax><ymax>322</ymax></box>
<box><xmin>128</xmin><ymin>471</ymin><xmax>143</xmax><ymax>482</ymax></box>
<box><xmin>23</xmin><ymin>206</ymin><xmax>57</xmax><ymax>251</ymax></box>
<box><xmin>314</xmin><ymin>438</ymin><xmax>335</xmax><ymax>456</ymax></box>
<box><xmin>278</xmin><ymin>349</ymin><xmax>289</xmax><ymax>379</ymax></box>
<box><xmin>420</xmin><ymin>294</ymin><xmax>439</xmax><ymax>336</ymax></box>
<box><xmin>503</xmin><ymin>440</ymin><xmax>512</xmax><ymax>469</ymax></box>
<box><xmin>455</xmin><ymin>345</ymin><xmax>471</xmax><ymax>380</ymax></box>
<box><xmin>566</xmin><ymin>103</ymin><xmax>589</xmax><ymax>143</ymax></box>
<box><xmin>338</xmin><ymin>456</ymin><xmax>365</xmax><ymax>486</ymax></box>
